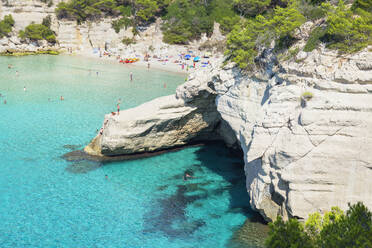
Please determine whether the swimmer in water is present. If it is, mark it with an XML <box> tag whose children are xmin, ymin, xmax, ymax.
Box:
<box><xmin>16</xmin><ymin>71</ymin><xmax>19</xmax><ymax>77</ymax></box>
<box><xmin>24</xmin><ymin>86</ymin><xmax>26</xmax><ymax>92</ymax></box>
<box><xmin>183</xmin><ymin>172</ymin><xmax>194</xmax><ymax>181</ymax></box>
<box><xmin>4</xmin><ymin>100</ymin><xmax>7</xmax><ymax>104</ymax></box>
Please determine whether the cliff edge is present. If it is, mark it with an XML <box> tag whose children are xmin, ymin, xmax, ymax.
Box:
<box><xmin>85</xmin><ymin>45</ymin><xmax>372</xmax><ymax>221</ymax></box>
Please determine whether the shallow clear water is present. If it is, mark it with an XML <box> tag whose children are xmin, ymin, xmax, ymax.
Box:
<box><xmin>0</xmin><ymin>55</ymin><xmax>266</xmax><ymax>248</ymax></box>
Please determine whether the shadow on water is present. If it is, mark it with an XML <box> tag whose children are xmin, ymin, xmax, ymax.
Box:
<box><xmin>143</xmin><ymin>184</ymin><xmax>207</xmax><ymax>239</ymax></box>
<box><xmin>62</xmin><ymin>141</ymin><xmax>268</xmax><ymax>245</ymax></box>
<box><xmin>193</xmin><ymin>144</ymin><xmax>269</xmax><ymax>248</ymax></box>
<box><xmin>143</xmin><ymin>142</ymin><xmax>268</xmax><ymax>246</ymax></box>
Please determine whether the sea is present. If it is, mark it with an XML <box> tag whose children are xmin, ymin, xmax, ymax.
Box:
<box><xmin>0</xmin><ymin>55</ymin><xmax>267</xmax><ymax>248</ymax></box>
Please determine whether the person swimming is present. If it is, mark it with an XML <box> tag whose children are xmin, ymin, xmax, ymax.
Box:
<box><xmin>23</xmin><ymin>86</ymin><xmax>26</xmax><ymax>92</ymax></box>
<box><xmin>183</xmin><ymin>172</ymin><xmax>194</xmax><ymax>181</ymax></box>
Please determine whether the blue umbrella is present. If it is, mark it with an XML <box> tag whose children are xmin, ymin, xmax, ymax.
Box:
<box><xmin>193</xmin><ymin>56</ymin><xmax>200</xmax><ymax>62</ymax></box>
<box><xmin>185</xmin><ymin>54</ymin><xmax>191</xmax><ymax>60</ymax></box>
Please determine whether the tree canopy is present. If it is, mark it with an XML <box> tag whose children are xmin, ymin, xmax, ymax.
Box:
<box><xmin>265</xmin><ymin>202</ymin><xmax>372</xmax><ymax>248</ymax></box>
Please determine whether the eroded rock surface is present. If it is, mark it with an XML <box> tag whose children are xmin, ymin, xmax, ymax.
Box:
<box><xmin>216</xmin><ymin>47</ymin><xmax>372</xmax><ymax>221</ymax></box>
<box><xmin>86</xmin><ymin>46</ymin><xmax>372</xmax><ymax>221</ymax></box>
<box><xmin>85</xmin><ymin>65</ymin><xmax>238</xmax><ymax>156</ymax></box>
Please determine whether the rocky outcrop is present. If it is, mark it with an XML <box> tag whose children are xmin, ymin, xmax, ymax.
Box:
<box><xmin>85</xmin><ymin>45</ymin><xmax>372</xmax><ymax>221</ymax></box>
<box><xmin>85</xmin><ymin>65</ymin><xmax>233</xmax><ymax>156</ymax></box>
<box><xmin>216</xmin><ymin>47</ymin><xmax>372</xmax><ymax>221</ymax></box>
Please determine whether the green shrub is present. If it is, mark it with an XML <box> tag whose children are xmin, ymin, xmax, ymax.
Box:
<box><xmin>0</xmin><ymin>14</ymin><xmax>15</xmax><ymax>38</ymax></box>
<box><xmin>322</xmin><ymin>0</ymin><xmax>372</xmax><ymax>53</ymax></box>
<box><xmin>112</xmin><ymin>17</ymin><xmax>133</xmax><ymax>33</ymax></box>
<box><xmin>304</xmin><ymin>26</ymin><xmax>327</xmax><ymax>52</ymax></box>
<box><xmin>233</xmin><ymin>0</ymin><xmax>271</xmax><ymax>17</ymax></box>
<box><xmin>161</xmin><ymin>0</ymin><xmax>215</xmax><ymax>44</ymax></box>
<box><xmin>42</xmin><ymin>15</ymin><xmax>52</xmax><ymax>28</ymax></box>
<box><xmin>302</xmin><ymin>91</ymin><xmax>313</xmax><ymax>101</ymax></box>
<box><xmin>19</xmin><ymin>23</ymin><xmax>56</xmax><ymax>43</ymax></box>
<box><xmin>122</xmin><ymin>37</ymin><xmax>136</xmax><ymax>45</ymax></box>
<box><xmin>226</xmin><ymin>0</ymin><xmax>305</xmax><ymax>70</ymax></box>
<box><xmin>265</xmin><ymin>203</ymin><xmax>372</xmax><ymax>248</ymax></box>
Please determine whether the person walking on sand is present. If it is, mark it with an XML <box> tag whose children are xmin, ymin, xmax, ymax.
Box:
<box><xmin>117</xmin><ymin>102</ymin><xmax>120</xmax><ymax>115</ymax></box>
<box><xmin>23</xmin><ymin>86</ymin><xmax>26</xmax><ymax>92</ymax></box>
<box><xmin>130</xmin><ymin>72</ymin><xmax>133</xmax><ymax>81</ymax></box>
<box><xmin>147</xmin><ymin>62</ymin><xmax>150</xmax><ymax>70</ymax></box>
<box><xmin>4</xmin><ymin>100</ymin><xmax>6</xmax><ymax>104</ymax></box>
<box><xmin>16</xmin><ymin>71</ymin><xmax>19</xmax><ymax>77</ymax></box>
<box><xmin>60</xmin><ymin>96</ymin><xmax>64</xmax><ymax>101</ymax></box>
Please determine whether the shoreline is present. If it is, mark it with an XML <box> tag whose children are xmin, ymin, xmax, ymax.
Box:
<box><xmin>73</xmin><ymin>50</ymin><xmax>219</xmax><ymax>76</ymax></box>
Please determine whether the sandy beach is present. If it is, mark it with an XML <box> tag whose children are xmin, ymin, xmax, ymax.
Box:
<box><xmin>76</xmin><ymin>47</ymin><xmax>223</xmax><ymax>76</ymax></box>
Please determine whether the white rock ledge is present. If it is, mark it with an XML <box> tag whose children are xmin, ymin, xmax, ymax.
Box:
<box><xmin>86</xmin><ymin>47</ymin><xmax>372</xmax><ymax>222</ymax></box>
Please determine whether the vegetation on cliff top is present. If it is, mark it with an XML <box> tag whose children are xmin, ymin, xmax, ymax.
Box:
<box><xmin>265</xmin><ymin>202</ymin><xmax>372</xmax><ymax>248</ymax></box>
<box><xmin>226</xmin><ymin>0</ymin><xmax>372</xmax><ymax>70</ymax></box>
<box><xmin>0</xmin><ymin>15</ymin><xmax>15</xmax><ymax>38</ymax></box>
<box><xmin>53</xmin><ymin>0</ymin><xmax>371</xmax><ymax>69</ymax></box>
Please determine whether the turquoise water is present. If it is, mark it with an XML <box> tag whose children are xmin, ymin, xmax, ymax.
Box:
<box><xmin>0</xmin><ymin>55</ymin><xmax>265</xmax><ymax>247</ymax></box>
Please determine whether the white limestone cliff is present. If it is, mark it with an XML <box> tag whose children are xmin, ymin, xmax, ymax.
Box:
<box><xmin>85</xmin><ymin>46</ymin><xmax>372</xmax><ymax>221</ymax></box>
<box><xmin>215</xmin><ymin>47</ymin><xmax>372</xmax><ymax>221</ymax></box>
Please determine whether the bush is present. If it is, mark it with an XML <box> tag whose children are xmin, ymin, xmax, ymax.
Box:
<box><xmin>0</xmin><ymin>14</ymin><xmax>15</xmax><ymax>38</ymax></box>
<box><xmin>19</xmin><ymin>23</ymin><xmax>56</xmax><ymax>43</ymax></box>
<box><xmin>122</xmin><ymin>37</ymin><xmax>136</xmax><ymax>45</ymax></box>
<box><xmin>226</xmin><ymin>0</ymin><xmax>305</xmax><ymax>70</ymax></box>
<box><xmin>161</xmin><ymin>0</ymin><xmax>215</xmax><ymax>44</ymax></box>
<box><xmin>302</xmin><ymin>91</ymin><xmax>313</xmax><ymax>101</ymax></box>
<box><xmin>322</xmin><ymin>0</ymin><xmax>372</xmax><ymax>53</ymax></box>
<box><xmin>233</xmin><ymin>0</ymin><xmax>271</xmax><ymax>17</ymax></box>
<box><xmin>42</xmin><ymin>15</ymin><xmax>52</xmax><ymax>28</ymax></box>
<box><xmin>304</xmin><ymin>26</ymin><xmax>327</xmax><ymax>52</ymax></box>
<box><xmin>266</xmin><ymin>203</ymin><xmax>372</xmax><ymax>248</ymax></box>
<box><xmin>112</xmin><ymin>17</ymin><xmax>133</xmax><ymax>33</ymax></box>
